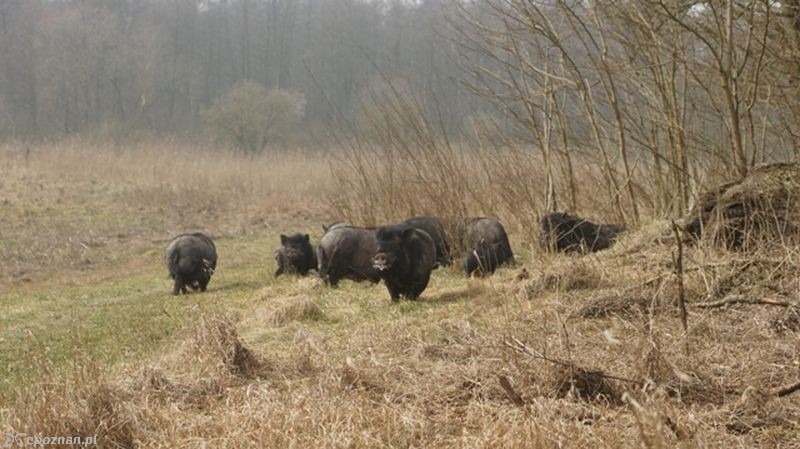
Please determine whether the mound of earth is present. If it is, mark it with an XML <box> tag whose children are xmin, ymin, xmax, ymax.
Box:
<box><xmin>685</xmin><ymin>163</ymin><xmax>800</xmax><ymax>249</ymax></box>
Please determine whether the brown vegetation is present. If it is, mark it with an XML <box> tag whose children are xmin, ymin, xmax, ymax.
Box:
<box><xmin>1</xmin><ymin>143</ymin><xmax>798</xmax><ymax>447</ymax></box>
<box><xmin>4</xmin><ymin>1</ymin><xmax>800</xmax><ymax>446</ymax></box>
<box><xmin>685</xmin><ymin>163</ymin><xmax>800</xmax><ymax>250</ymax></box>
<box><xmin>0</xmin><ymin>139</ymin><xmax>330</xmax><ymax>286</ymax></box>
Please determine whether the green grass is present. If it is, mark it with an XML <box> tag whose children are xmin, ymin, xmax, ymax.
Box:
<box><xmin>0</xmin><ymin>234</ymin><xmax>280</xmax><ymax>401</ymax></box>
<box><xmin>0</xmin><ymin>225</ymin><xmax>494</xmax><ymax>401</ymax></box>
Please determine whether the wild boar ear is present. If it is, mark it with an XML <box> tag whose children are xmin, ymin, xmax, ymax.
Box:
<box><xmin>303</xmin><ymin>234</ymin><xmax>310</xmax><ymax>243</ymax></box>
<box><xmin>402</xmin><ymin>227</ymin><xmax>416</xmax><ymax>240</ymax></box>
<box><xmin>280</xmin><ymin>234</ymin><xmax>288</xmax><ymax>245</ymax></box>
<box><xmin>322</xmin><ymin>224</ymin><xmax>329</xmax><ymax>232</ymax></box>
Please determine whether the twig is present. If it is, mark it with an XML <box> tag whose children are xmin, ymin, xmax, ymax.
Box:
<box><xmin>498</xmin><ymin>375</ymin><xmax>525</xmax><ymax>406</ymax></box>
<box><xmin>161</xmin><ymin>307</ymin><xmax>176</xmax><ymax>322</ymax></box>
<box><xmin>696</xmin><ymin>294</ymin><xmax>795</xmax><ymax>308</ymax></box>
<box><xmin>768</xmin><ymin>381</ymin><xmax>800</xmax><ymax>398</ymax></box>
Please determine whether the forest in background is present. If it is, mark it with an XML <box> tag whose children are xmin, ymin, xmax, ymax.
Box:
<box><xmin>0</xmin><ymin>0</ymin><xmax>473</xmax><ymax>138</ymax></box>
<box><xmin>4</xmin><ymin>0</ymin><xmax>800</xmax><ymax>224</ymax></box>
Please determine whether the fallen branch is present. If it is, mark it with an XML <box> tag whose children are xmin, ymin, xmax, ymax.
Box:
<box><xmin>768</xmin><ymin>381</ymin><xmax>800</xmax><ymax>398</ymax></box>
<box><xmin>696</xmin><ymin>294</ymin><xmax>795</xmax><ymax>309</ymax></box>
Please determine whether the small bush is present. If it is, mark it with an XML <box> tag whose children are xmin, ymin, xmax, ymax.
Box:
<box><xmin>204</xmin><ymin>81</ymin><xmax>304</xmax><ymax>154</ymax></box>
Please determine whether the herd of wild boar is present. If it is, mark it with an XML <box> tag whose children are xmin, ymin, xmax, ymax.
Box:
<box><xmin>165</xmin><ymin>213</ymin><xmax>624</xmax><ymax>300</ymax></box>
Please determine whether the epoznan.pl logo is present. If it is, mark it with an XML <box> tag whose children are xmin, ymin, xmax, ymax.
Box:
<box><xmin>3</xmin><ymin>431</ymin><xmax>97</xmax><ymax>447</ymax></box>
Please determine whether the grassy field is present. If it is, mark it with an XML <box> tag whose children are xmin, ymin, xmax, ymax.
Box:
<box><xmin>1</xmin><ymin>141</ymin><xmax>799</xmax><ymax>448</ymax></box>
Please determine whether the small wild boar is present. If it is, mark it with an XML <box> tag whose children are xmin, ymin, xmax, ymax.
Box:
<box><xmin>461</xmin><ymin>217</ymin><xmax>515</xmax><ymax>276</ymax></box>
<box><xmin>317</xmin><ymin>224</ymin><xmax>380</xmax><ymax>286</ymax></box>
<box><xmin>540</xmin><ymin>212</ymin><xmax>623</xmax><ymax>253</ymax></box>
<box><xmin>165</xmin><ymin>233</ymin><xmax>218</xmax><ymax>295</ymax></box>
<box><xmin>373</xmin><ymin>223</ymin><xmax>437</xmax><ymax>300</ymax></box>
<box><xmin>274</xmin><ymin>233</ymin><xmax>317</xmax><ymax>277</ymax></box>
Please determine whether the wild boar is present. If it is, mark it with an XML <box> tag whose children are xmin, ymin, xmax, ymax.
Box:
<box><xmin>317</xmin><ymin>224</ymin><xmax>380</xmax><ymax>286</ymax></box>
<box><xmin>165</xmin><ymin>233</ymin><xmax>217</xmax><ymax>295</ymax></box>
<box><xmin>540</xmin><ymin>212</ymin><xmax>623</xmax><ymax>253</ymax></box>
<box><xmin>461</xmin><ymin>217</ymin><xmax>515</xmax><ymax>276</ymax></box>
<box><xmin>274</xmin><ymin>233</ymin><xmax>317</xmax><ymax>277</ymax></box>
<box><xmin>373</xmin><ymin>224</ymin><xmax>437</xmax><ymax>300</ymax></box>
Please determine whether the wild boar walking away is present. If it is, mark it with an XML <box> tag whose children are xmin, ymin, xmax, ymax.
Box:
<box><xmin>540</xmin><ymin>212</ymin><xmax>623</xmax><ymax>253</ymax></box>
<box><xmin>403</xmin><ymin>216</ymin><xmax>451</xmax><ymax>267</ymax></box>
<box><xmin>274</xmin><ymin>233</ymin><xmax>317</xmax><ymax>276</ymax></box>
<box><xmin>317</xmin><ymin>225</ymin><xmax>380</xmax><ymax>286</ymax></box>
<box><xmin>165</xmin><ymin>233</ymin><xmax>218</xmax><ymax>295</ymax></box>
<box><xmin>461</xmin><ymin>217</ymin><xmax>515</xmax><ymax>276</ymax></box>
<box><xmin>373</xmin><ymin>224</ymin><xmax>437</xmax><ymax>300</ymax></box>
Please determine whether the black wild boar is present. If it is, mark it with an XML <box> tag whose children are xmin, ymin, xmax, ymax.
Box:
<box><xmin>274</xmin><ymin>233</ymin><xmax>317</xmax><ymax>276</ymax></box>
<box><xmin>540</xmin><ymin>212</ymin><xmax>623</xmax><ymax>253</ymax></box>
<box><xmin>461</xmin><ymin>217</ymin><xmax>515</xmax><ymax>276</ymax></box>
<box><xmin>403</xmin><ymin>216</ymin><xmax>451</xmax><ymax>267</ymax></box>
<box><xmin>165</xmin><ymin>233</ymin><xmax>218</xmax><ymax>295</ymax></box>
<box><xmin>317</xmin><ymin>225</ymin><xmax>380</xmax><ymax>286</ymax></box>
<box><xmin>373</xmin><ymin>224</ymin><xmax>437</xmax><ymax>300</ymax></box>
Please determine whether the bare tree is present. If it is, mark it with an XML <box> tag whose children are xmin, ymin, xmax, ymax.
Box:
<box><xmin>452</xmin><ymin>0</ymin><xmax>791</xmax><ymax>220</ymax></box>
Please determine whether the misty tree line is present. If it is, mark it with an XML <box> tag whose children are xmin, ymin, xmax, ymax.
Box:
<box><xmin>0</xmin><ymin>0</ymin><xmax>480</xmax><ymax>138</ymax></box>
<box><xmin>4</xmin><ymin>0</ymin><xmax>800</xmax><ymax>220</ymax></box>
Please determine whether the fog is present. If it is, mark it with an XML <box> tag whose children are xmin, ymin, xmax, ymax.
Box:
<box><xmin>0</xmin><ymin>0</ymin><xmax>473</xmax><ymax>138</ymax></box>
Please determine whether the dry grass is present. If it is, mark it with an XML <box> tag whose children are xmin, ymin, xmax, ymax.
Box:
<box><xmin>329</xmin><ymin>141</ymin><xmax>636</xmax><ymax>237</ymax></box>
<box><xmin>0</xmin><ymin>139</ymin><xmax>331</xmax><ymax>287</ymax></box>
<box><xmin>2</xmin><ymin>141</ymin><xmax>800</xmax><ymax>447</ymax></box>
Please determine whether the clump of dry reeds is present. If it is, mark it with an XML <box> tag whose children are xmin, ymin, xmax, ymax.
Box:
<box><xmin>8</xmin><ymin>360</ymin><xmax>140</xmax><ymax>448</ymax></box>
<box><xmin>180</xmin><ymin>314</ymin><xmax>266</xmax><ymax>379</ymax></box>
<box><xmin>6</xmin><ymin>313</ymin><xmax>271</xmax><ymax>446</ymax></box>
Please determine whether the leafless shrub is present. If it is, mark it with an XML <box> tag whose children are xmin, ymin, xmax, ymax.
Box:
<box><xmin>450</xmin><ymin>0</ymin><xmax>800</xmax><ymax>224</ymax></box>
